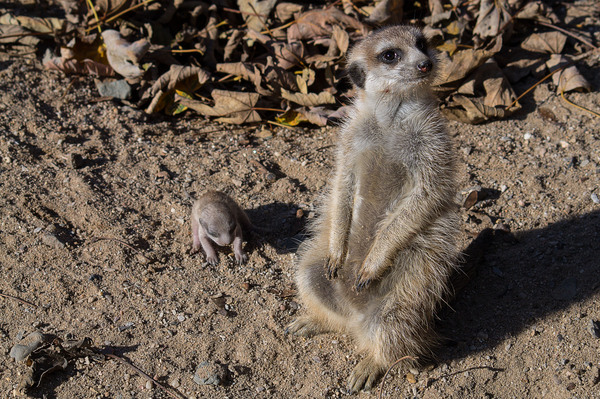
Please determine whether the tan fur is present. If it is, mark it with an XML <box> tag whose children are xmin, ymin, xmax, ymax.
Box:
<box><xmin>191</xmin><ymin>190</ymin><xmax>251</xmax><ymax>265</ymax></box>
<box><xmin>286</xmin><ymin>25</ymin><xmax>461</xmax><ymax>393</ymax></box>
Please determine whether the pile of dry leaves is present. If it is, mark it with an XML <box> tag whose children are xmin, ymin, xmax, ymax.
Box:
<box><xmin>1</xmin><ymin>0</ymin><xmax>596</xmax><ymax>124</ymax></box>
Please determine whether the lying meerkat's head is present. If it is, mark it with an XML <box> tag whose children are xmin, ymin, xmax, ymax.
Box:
<box><xmin>347</xmin><ymin>25</ymin><xmax>437</xmax><ymax>96</ymax></box>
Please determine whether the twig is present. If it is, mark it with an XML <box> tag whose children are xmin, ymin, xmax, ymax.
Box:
<box><xmin>509</xmin><ymin>46</ymin><xmax>600</xmax><ymax>109</ymax></box>
<box><xmin>85</xmin><ymin>0</ymin><xmax>103</xmax><ymax>34</ymax></box>
<box><xmin>560</xmin><ymin>89</ymin><xmax>600</xmax><ymax>118</ymax></box>
<box><xmin>377</xmin><ymin>356</ymin><xmax>417</xmax><ymax>399</ymax></box>
<box><xmin>85</xmin><ymin>0</ymin><xmax>156</xmax><ymax>33</ymax></box>
<box><xmin>0</xmin><ymin>291</ymin><xmax>37</xmax><ymax>308</ymax></box>
<box><xmin>104</xmin><ymin>352</ymin><xmax>186</xmax><ymax>399</ymax></box>
<box><xmin>536</xmin><ymin>21</ymin><xmax>598</xmax><ymax>50</ymax></box>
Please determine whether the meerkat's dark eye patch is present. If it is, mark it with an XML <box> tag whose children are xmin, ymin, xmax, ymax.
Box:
<box><xmin>415</xmin><ymin>37</ymin><xmax>427</xmax><ymax>53</ymax></box>
<box><xmin>378</xmin><ymin>49</ymin><xmax>401</xmax><ymax>64</ymax></box>
<box><xmin>348</xmin><ymin>62</ymin><xmax>366</xmax><ymax>89</ymax></box>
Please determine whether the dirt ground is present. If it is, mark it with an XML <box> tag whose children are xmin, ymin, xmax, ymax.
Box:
<box><xmin>1</xmin><ymin>43</ymin><xmax>600</xmax><ymax>399</ymax></box>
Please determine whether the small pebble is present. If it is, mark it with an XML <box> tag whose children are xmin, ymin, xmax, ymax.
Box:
<box><xmin>193</xmin><ymin>361</ymin><xmax>226</xmax><ymax>386</ymax></box>
<box><xmin>406</xmin><ymin>372</ymin><xmax>417</xmax><ymax>384</ymax></box>
<box><xmin>591</xmin><ymin>193</ymin><xmax>600</xmax><ymax>204</ymax></box>
<box><xmin>587</xmin><ymin>319</ymin><xmax>600</xmax><ymax>338</ymax></box>
<box><xmin>523</xmin><ymin>133</ymin><xmax>533</xmax><ymax>140</ymax></box>
<box><xmin>145</xmin><ymin>380</ymin><xmax>153</xmax><ymax>390</ymax></box>
<box><xmin>241</xmin><ymin>282</ymin><xmax>251</xmax><ymax>292</ymax></box>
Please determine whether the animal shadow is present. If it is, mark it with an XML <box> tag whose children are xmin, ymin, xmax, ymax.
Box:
<box><xmin>439</xmin><ymin>210</ymin><xmax>600</xmax><ymax>361</ymax></box>
<box><xmin>245</xmin><ymin>201</ymin><xmax>309</xmax><ymax>254</ymax></box>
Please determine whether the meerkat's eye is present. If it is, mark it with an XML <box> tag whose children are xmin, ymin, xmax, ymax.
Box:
<box><xmin>416</xmin><ymin>37</ymin><xmax>427</xmax><ymax>52</ymax></box>
<box><xmin>379</xmin><ymin>49</ymin><xmax>400</xmax><ymax>64</ymax></box>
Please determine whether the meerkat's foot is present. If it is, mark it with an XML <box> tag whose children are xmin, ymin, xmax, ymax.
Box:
<box><xmin>285</xmin><ymin>316</ymin><xmax>323</xmax><ymax>337</ymax></box>
<box><xmin>234</xmin><ymin>251</ymin><xmax>248</xmax><ymax>265</ymax></box>
<box><xmin>347</xmin><ymin>356</ymin><xmax>385</xmax><ymax>394</ymax></box>
<box><xmin>205</xmin><ymin>254</ymin><xmax>219</xmax><ymax>266</ymax></box>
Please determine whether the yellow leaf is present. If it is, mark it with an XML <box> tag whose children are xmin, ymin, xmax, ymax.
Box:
<box><xmin>275</xmin><ymin>110</ymin><xmax>304</xmax><ymax>126</ymax></box>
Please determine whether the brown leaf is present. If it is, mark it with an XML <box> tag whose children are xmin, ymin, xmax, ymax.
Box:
<box><xmin>463</xmin><ymin>190</ymin><xmax>479</xmax><ymax>209</ymax></box>
<box><xmin>217</xmin><ymin>62</ymin><xmax>262</xmax><ymax>89</ymax></box>
<box><xmin>366</xmin><ymin>0</ymin><xmax>404</xmax><ymax>24</ymax></box>
<box><xmin>0</xmin><ymin>13</ymin><xmax>65</xmax><ymax>34</ymax></box>
<box><xmin>275</xmin><ymin>2</ymin><xmax>303</xmax><ymax>22</ymax></box>
<box><xmin>473</xmin><ymin>0</ymin><xmax>512</xmax><ymax>39</ymax></box>
<box><xmin>437</xmin><ymin>38</ymin><xmax>502</xmax><ymax>88</ymax></box>
<box><xmin>443</xmin><ymin>95</ymin><xmax>513</xmax><ymax>124</ymax></box>
<box><xmin>247</xmin><ymin>30</ymin><xmax>305</xmax><ymax>69</ymax></box>
<box><xmin>177</xmin><ymin>90</ymin><xmax>261</xmax><ymax>124</ymax></box>
<box><xmin>502</xmin><ymin>49</ymin><xmax>547</xmax><ymax>83</ymax></box>
<box><xmin>102</xmin><ymin>30</ymin><xmax>150</xmax><ymax>79</ymax></box>
<box><xmin>546</xmin><ymin>54</ymin><xmax>591</xmax><ymax>93</ymax></box>
<box><xmin>0</xmin><ymin>25</ymin><xmax>40</xmax><ymax>46</ymax></box>
<box><xmin>223</xmin><ymin>30</ymin><xmax>245</xmax><ymax>61</ymax></box>
<box><xmin>332</xmin><ymin>25</ymin><xmax>349</xmax><ymax>55</ymax></box>
<box><xmin>521</xmin><ymin>32</ymin><xmax>567</xmax><ymax>54</ymax></box>
<box><xmin>146</xmin><ymin>64</ymin><xmax>210</xmax><ymax>99</ymax></box>
<box><xmin>287</xmin><ymin>8</ymin><xmax>365</xmax><ymax>42</ymax></box>
<box><xmin>238</xmin><ymin>0</ymin><xmax>277</xmax><ymax>32</ymax></box>
<box><xmin>43</xmin><ymin>57</ymin><xmax>115</xmax><ymax>76</ymax></box>
<box><xmin>515</xmin><ymin>1</ymin><xmax>558</xmax><ymax>24</ymax></box>
<box><xmin>280</xmin><ymin>89</ymin><xmax>336</xmax><ymax>107</ymax></box>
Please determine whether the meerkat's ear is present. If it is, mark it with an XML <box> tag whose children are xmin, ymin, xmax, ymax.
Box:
<box><xmin>347</xmin><ymin>62</ymin><xmax>366</xmax><ymax>89</ymax></box>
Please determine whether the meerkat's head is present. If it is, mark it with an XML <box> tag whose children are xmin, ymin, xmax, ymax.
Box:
<box><xmin>200</xmin><ymin>205</ymin><xmax>237</xmax><ymax>246</ymax></box>
<box><xmin>347</xmin><ymin>25</ymin><xmax>437</xmax><ymax>97</ymax></box>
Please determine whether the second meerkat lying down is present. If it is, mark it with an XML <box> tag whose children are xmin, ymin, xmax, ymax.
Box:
<box><xmin>287</xmin><ymin>25</ymin><xmax>461</xmax><ymax>393</ymax></box>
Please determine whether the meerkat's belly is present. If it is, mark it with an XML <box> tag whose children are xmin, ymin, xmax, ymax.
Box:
<box><xmin>345</xmin><ymin>151</ymin><xmax>408</xmax><ymax>269</ymax></box>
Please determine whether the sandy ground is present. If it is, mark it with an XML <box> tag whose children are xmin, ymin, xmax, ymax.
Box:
<box><xmin>0</xmin><ymin>52</ymin><xmax>599</xmax><ymax>399</ymax></box>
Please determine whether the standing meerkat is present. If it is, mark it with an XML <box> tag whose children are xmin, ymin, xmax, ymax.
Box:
<box><xmin>191</xmin><ymin>190</ymin><xmax>252</xmax><ymax>265</ymax></box>
<box><xmin>286</xmin><ymin>25</ymin><xmax>461</xmax><ymax>393</ymax></box>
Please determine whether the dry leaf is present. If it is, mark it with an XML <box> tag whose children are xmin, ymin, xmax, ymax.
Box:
<box><xmin>144</xmin><ymin>65</ymin><xmax>210</xmax><ymax>113</ymax></box>
<box><xmin>521</xmin><ymin>32</ymin><xmax>567</xmax><ymax>54</ymax></box>
<box><xmin>332</xmin><ymin>25</ymin><xmax>350</xmax><ymax>55</ymax></box>
<box><xmin>473</xmin><ymin>0</ymin><xmax>512</xmax><ymax>39</ymax></box>
<box><xmin>275</xmin><ymin>2</ymin><xmax>303</xmax><ymax>22</ymax></box>
<box><xmin>463</xmin><ymin>190</ymin><xmax>479</xmax><ymax>209</ymax></box>
<box><xmin>443</xmin><ymin>95</ymin><xmax>513</xmax><ymax>124</ymax></box>
<box><xmin>546</xmin><ymin>54</ymin><xmax>590</xmax><ymax>93</ymax></box>
<box><xmin>102</xmin><ymin>30</ymin><xmax>150</xmax><ymax>79</ymax></box>
<box><xmin>177</xmin><ymin>90</ymin><xmax>261</xmax><ymax>124</ymax></box>
<box><xmin>224</xmin><ymin>30</ymin><xmax>244</xmax><ymax>61</ymax></box>
<box><xmin>366</xmin><ymin>0</ymin><xmax>404</xmax><ymax>24</ymax></box>
<box><xmin>515</xmin><ymin>1</ymin><xmax>558</xmax><ymax>24</ymax></box>
<box><xmin>437</xmin><ymin>38</ymin><xmax>502</xmax><ymax>88</ymax></box>
<box><xmin>238</xmin><ymin>0</ymin><xmax>277</xmax><ymax>32</ymax></box>
<box><xmin>287</xmin><ymin>8</ymin><xmax>365</xmax><ymax>42</ymax></box>
<box><xmin>0</xmin><ymin>25</ymin><xmax>40</xmax><ymax>46</ymax></box>
<box><xmin>0</xmin><ymin>13</ymin><xmax>66</xmax><ymax>34</ymax></box>
<box><xmin>280</xmin><ymin>89</ymin><xmax>336</xmax><ymax>107</ymax></box>
<box><xmin>44</xmin><ymin>57</ymin><xmax>115</xmax><ymax>76</ymax></box>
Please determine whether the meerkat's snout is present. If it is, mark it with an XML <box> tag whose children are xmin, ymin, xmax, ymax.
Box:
<box><xmin>417</xmin><ymin>59</ymin><xmax>433</xmax><ymax>73</ymax></box>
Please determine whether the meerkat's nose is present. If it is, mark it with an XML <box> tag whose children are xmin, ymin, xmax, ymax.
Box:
<box><xmin>417</xmin><ymin>60</ymin><xmax>432</xmax><ymax>73</ymax></box>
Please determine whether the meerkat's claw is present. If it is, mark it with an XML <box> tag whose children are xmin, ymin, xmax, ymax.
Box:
<box><xmin>354</xmin><ymin>274</ymin><xmax>372</xmax><ymax>292</ymax></box>
<box><xmin>326</xmin><ymin>259</ymin><xmax>340</xmax><ymax>279</ymax></box>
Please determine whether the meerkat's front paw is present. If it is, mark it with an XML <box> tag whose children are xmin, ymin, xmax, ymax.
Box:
<box><xmin>234</xmin><ymin>250</ymin><xmax>248</xmax><ymax>265</ymax></box>
<box><xmin>347</xmin><ymin>357</ymin><xmax>385</xmax><ymax>393</ymax></box>
<box><xmin>285</xmin><ymin>316</ymin><xmax>323</xmax><ymax>337</ymax></box>
<box><xmin>326</xmin><ymin>245</ymin><xmax>347</xmax><ymax>279</ymax></box>
<box><xmin>205</xmin><ymin>254</ymin><xmax>219</xmax><ymax>266</ymax></box>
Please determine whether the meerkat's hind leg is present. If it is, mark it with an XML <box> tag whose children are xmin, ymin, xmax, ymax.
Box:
<box><xmin>285</xmin><ymin>315</ymin><xmax>325</xmax><ymax>337</ymax></box>
<box><xmin>347</xmin><ymin>355</ymin><xmax>386</xmax><ymax>393</ymax></box>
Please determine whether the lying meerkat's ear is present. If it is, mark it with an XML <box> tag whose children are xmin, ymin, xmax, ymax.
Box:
<box><xmin>347</xmin><ymin>62</ymin><xmax>366</xmax><ymax>89</ymax></box>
